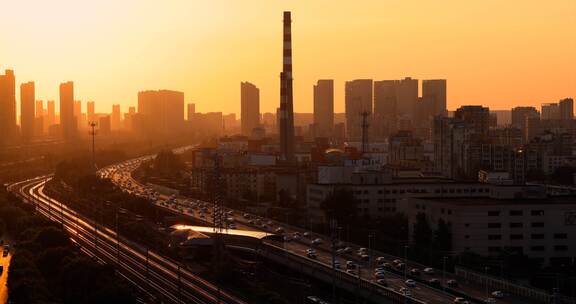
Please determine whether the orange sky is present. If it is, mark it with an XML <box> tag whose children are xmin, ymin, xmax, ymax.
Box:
<box><xmin>1</xmin><ymin>1</ymin><xmax>575</xmax><ymax>115</ymax></box>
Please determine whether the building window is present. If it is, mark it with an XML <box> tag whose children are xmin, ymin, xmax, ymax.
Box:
<box><xmin>531</xmin><ymin>210</ymin><xmax>544</xmax><ymax>216</ymax></box>
<box><xmin>531</xmin><ymin>246</ymin><xmax>545</xmax><ymax>252</ymax></box>
<box><xmin>448</xmin><ymin>210</ymin><xmax>452</xmax><ymax>215</ymax></box>
<box><xmin>464</xmin><ymin>223</ymin><xmax>470</xmax><ymax>227</ymax></box>
<box><xmin>465</xmin><ymin>235</ymin><xmax>470</xmax><ymax>239</ymax></box>
<box><xmin>510</xmin><ymin>222</ymin><xmax>523</xmax><ymax>228</ymax></box>
<box><xmin>488</xmin><ymin>211</ymin><xmax>500</xmax><ymax>216</ymax></box>
<box><xmin>487</xmin><ymin>223</ymin><xmax>501</xmax><ymax>228</ymax></box>
<box><xmin>554</xmin><ymin>245</ymin><xmax>568</xmax><ymax>251</ymax></box>
<box><xmin>510</xmin><ymin>234</ymin><xmax>523</xmax><ymax>240</ymax></box>
<box><xmin>554</xmin><ymin>233</ymin><xmax>568</xmax><ymax>239</ymax></box>
<box><xmin>531</xmin><ymin>234</ymin><xmax>545</xmax><ymax>240</ymax></box>
<box><xmin>509</xmin><ymin>210</ymin><xmax>523</xmax><ymax>216</ymax></box>
<box><xmin>488</xmin><ymin>235</ymin><xmax>502</xmax><ymax>240</ymax></box>
<box><xmin>531</xmin><ymin>222</ymin><xmax>544</xmax><ymax>228</ymax></box>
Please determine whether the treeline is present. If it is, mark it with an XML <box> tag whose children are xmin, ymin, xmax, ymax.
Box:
<box><xmin>0</xmin><ymin>189</ymin><xmax>137</xmax><ymax>304</ymax></box>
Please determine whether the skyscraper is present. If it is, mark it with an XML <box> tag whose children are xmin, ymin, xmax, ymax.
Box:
<box><xmin>74</xmin><ymin>100</ymin><xmax>83</xmax><ymax>130</ymax></box>
<box><xmin>87</xmin><ymin>101</ymin><xmax>95</xmax><ymax>123</ymax></box>
<box><xmin>187</xmin><ymin>103</ymin><xmax>195</xmax><ymax>121</ymax></box>
<box><xmin>279</xmin><ymin>11</ymin><xmax>295</xmax><ymax>162</ymax></box>
<box><xmin>373</xmin><ymin>80</ymin><xmax>397</xmax><ymax>138</ymax></box>
<box><xmin>313</xmin><ymin>79</ymin><xmax>334</xmax><ymax>138</ymax></box>
<box><xmin>59</xmin><ymin>81</ymin><xmax>77</xmax><ymax>141</ymax></box>
<box><xmin>422</xmin><ymin>79</ymin><xmax>447</xmax><ymax>117</ymax></box>
<box><xmin>345</xmin><ymin>79</ymin><xmax>372</xmax><ymax>140</ymax></box>
<box><xmin>241</xmin><ymin>82</ymin><xmax>260</xmax><ymax>136</ymax></box>
<box><xmin>559</xmin><ymin>98</ymin><xmax>574</xmax><ymax>121</ymax></box>
<box><xmin>454</xmin><ymin>105</ymin><xmax>490</xmax><ymax>137</ymax></box>
<box><xmin>0</xmin><ymin>70</ymin><xmax>17</xmax><ymax>145</ymax></box>
<box><xmin>541</xmin><ymin>103</ymin><xmax>560</xmax><ymax>120</ymax></box>
<box><xmin>511</xmin><ymin>106</ymin><xmax>539</xmax><ymax>142</ymax></box>
<box><xmin>396</xmin><ymin>77</ymin><xmax>418</xmax><ymax>121</ymax></box>
<box><xmin>137</xmin><ymin>90</ymin><xmax>184</xmax><ymax>136</ymax></box>
<box><xmin>111</xmin><ymin>104</ymin><xmax>121</xmax><ymax>130</ymax></box>
<box><xmin>47</xmin><ymin>100</ymin><xmax>56</xmax><ymax>127</ymax></box>
<box><xmin>20</xmin><ymin>82</ymin><xmax>35</xmax><ymax>142</ymax></box>
<box><xmin>35</xmin><ymin>100</ymin><xmax>45</xmax><ymax>136</ymax></box>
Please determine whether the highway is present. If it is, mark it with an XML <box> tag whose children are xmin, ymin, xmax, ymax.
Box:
<box><xmin>7</xmin><ymin>176</ymin><xmax>247</xmax><ymax>304</ymax></box>
<box><xmin>100</xmin><ymin>158</ymin><xmax>497</xmax><ymax>304</ymax></box>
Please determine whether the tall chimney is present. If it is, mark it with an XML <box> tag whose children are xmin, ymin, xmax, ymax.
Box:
<box><xmin>279</xmin><ymin>11</ymin><xmax>295</xmax><ymax>163</ymax></box>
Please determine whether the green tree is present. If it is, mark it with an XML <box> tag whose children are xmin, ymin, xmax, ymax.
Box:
<box><xmin>320</xmin><ymin>188</ymin><xmax>358</xmax><ymax>225</ymax></box>
<box><xmin>434</xmin><ymin>219</ymin><xmax>452</xmax><ymax>252</ymax></box>
<box><xmin>413</xmin><ymin>212</ymin><xmax>433</xmax><ymax>255</ymax></box>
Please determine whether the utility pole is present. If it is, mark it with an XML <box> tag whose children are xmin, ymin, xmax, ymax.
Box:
<box><xmin>89</xmin><ymin>121</ymin><xmax>97</xmax><ymax>170</ymax></box>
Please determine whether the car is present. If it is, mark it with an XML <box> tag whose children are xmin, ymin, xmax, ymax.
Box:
<box><xmin>410</xmin><ymin>268</ymin><xmax>420</xmax><ymax>276</ymax></box>
<box><xmin>306</xmin><ymin>248</ymin><xmax>316</xmax><ymax>254</ymax></box>
<box><xmin>376</xmin><ymin>256</ymin><xmax>386</xmax><ymax>264</ymax></box>
<box><xmin>399</xmin><ymin>287</ymin><xmax>412</xmax><ymax>296</ymax></box>
<box><xmin>405</xmin><ymin>279</ymin><xmax>416</xmax><ymax>287</ymax></box>
<box><xmin>284</xmin><ymin>235</ymin><xmax>292</xmax><ymax>242</ymax></box>
<box><xmin>333</xmin><ymin>261</ymin><xmax>341</xmax><ymax>269</ymax></box>
<box><xmin>382</xmin><ymin>263</ymin><xmax>393</xmax><ymax>269</ymax></box>
<box><xmin>360</xmin><ymin>254</ymin><xmax>370</xmax><ymax>262</ymax></box>
<box><xmin>346</xmin><ymin>261</ymin><xmax>357</xmax><ymax>269</ymax></box>
<box><xmin>428</xmin><ymin>278</ymin><xmax>441</xmax><ymax>287</ymax></box>
<box><xmin>303</xmin><ymin>232</ymin><xmax>311</xmax><ymax>238</ymax></box>
<box><xmin>374</xmin><ymin>267</ymin><xmax>385</xmax><ymax>273</ymax></box>
<box><xmin>311</xmin><ymin>238</ymin><xmax>323</xmax><ymax>246</ymax></box>
<box><xmin>346</xmin><ymin>269</ymin><xmax>357</xmax><ymax>275</ymax></box>
<box><xmin>453</xmin><ymin>298</ymin><xmax>470</xmax><ymax>304</ymax></box>
<box><xmin>336</xmin><ymin>248</ymin><xmax>344</xmax><ymax>255</ymax></box>
<box><xmin>275</xmin><ymin>227</ymin><xmax>285</xmax><ymax>234</ymax></box>
<box><xmin>396</xmin><ymin>263</ymin><xmax>406</xmax><ymax>270</ymax></box>
<box><xmin>447</xmin><ymin>279</ymin><xmax>458</xmax><ymax>287</ymax></box>
<box><xmin>484</xmin><ymin>298</ymin><xmax>496</xmax><ymax>304</ymax></box>
<box><xmin>342</xmin><ymin>247</ymin><xmax>353</xmax><ymax>254</ymax></box>
<box><xmin>376</xmin><ymin>279</ymin><xmax>388</xmax><ymax>286</ymax></box>
<box><xmin>491</xmin><ymin>291</ymin><xmax>504</xmax><ymax>298</ymax></box>
<box><xmin>307</xmin><ymin>252</ymin><xmax>317</xmax><ymax>259</ymax></box>
<box><xmin>423</xmin><ymin>267</ymin><xmax>435</xmax><ymax>274</ymax></box>
<box><xmin>374</xmin><ymin>272</ymin><xmax>385</xmax><ymax>279</ymax></box>
<box><xmin>228</xmin><ymin>223</ymin><xmax>237</xmax><ymax>229</ymax></box>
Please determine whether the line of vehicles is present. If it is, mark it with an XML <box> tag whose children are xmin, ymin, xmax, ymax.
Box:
<box><xmin>103</xmin><ymin>157</ymin><xmax>510</xmax><ymax>304</ymax></box>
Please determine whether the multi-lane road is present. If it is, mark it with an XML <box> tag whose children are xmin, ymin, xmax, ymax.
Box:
<box><xmin>100</xmin><ymin>156</ymin><xmax>529</xmax><ymax>304</ymax></box>
<box><xmin>8</xmin><ymin>176</ymin><xmax>246</xmax><ymax>304</ymax></box>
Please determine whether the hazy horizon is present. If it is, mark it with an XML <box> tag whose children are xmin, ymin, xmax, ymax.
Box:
<box><xmin>1</xmin><ymin>0</ymin><xmax>574</xmax><ymax>115</ymax></box>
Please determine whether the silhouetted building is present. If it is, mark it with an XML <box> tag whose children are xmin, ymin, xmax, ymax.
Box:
<box><xmin>46</xmin><ymin>100</ymin><xmax>56</xmax><ymax>128</ymax></box>
<box><xmin>0</xmin><ymin>70</ymin><xmax>17</xmax><ymax>145</ymax></box>
<box><xmin>35</xmin><ymin>100</ymin><xmax>44</xmax><ymax>136</ymax></box>
<box><xmin>396</xmin><ymin>77</ymin><xmax>418</xmax><ymax>121</ymax></box>
<box><xmin>137</xmin><ymin>90</ymin><xmax>185</xmax><ymax>137</ymax></box>
<box><xmin>111</xmin><ymin>104</ymin><xmax>121</xmax><ymax>130</ymax></box>
<box><xmin>541</xmin><ymin>103</ymin><xmax>560</xmax><ymax>120</ymax></box>
<box><xmin>511</xmin><ymin>106</ymin><xmax>539</xmax><ymax>142</ymax></box>
<box><xmin>187</xmin><ymin>103</ymin><xmax>195</xmax><ymax>121</ymax></box>
<box><xmin>241</xmin><ymin>82</ymin><xmax>260</xmax><ymax>136</ymax></box>
<box><xmin>279</xmin><ymin>11</ymin><xmax>296</xmax><ymax>162</ymax></box>
<box><xmin>422</xmin><ymin>79</ymin><xmax>447</xmax><ymax>118</ymax></box>
<box><xmin>313</xmin><ymin>79</ymin><xmax>334</xmax><ymax>138</ymax></box>
<box><xmin>73</xmin><ymin>100</ymin><xmax>82</xmax><ymax>131</ymax></box>
<box><xmin>124</xmin><ymin>106</ymin><xmax>136</xmax><ymax>131</ymax></box>
<box><xmin>559</xmin><ymin>98</ymin><xmax>574</xmax><ymax>121</ymax></box>
<box><xmin>373</xmin><ymin>80</ymin><xmax>397</xmax><ymax>138</ymax></box>
<box><xmin>87</xmin><ymin>101</ymin><xmax>95</xmax><ymax>123</ymax></box>
<box><xmin>345</xmin><ymin>79</ymin><xmax>372</xmax><ymax>140</ymax></box>
<box><xmin>454</xmin><ymin>105</ymin><xmax>490</xmax><ymax>137</ymax></box>
<box><xmin>20</xmin><ymin>82</ymin><xmax>35</xmax><ymax>142</ymax></box>
<box><xmin>59</xmin><ymin>81</ymin><xmax>77</xmax><ymax>141</ymax></box>
<box><xmin>99</xmin><ymin>115</ymin><xmax>111</xmax><ymax>135</ymax></box>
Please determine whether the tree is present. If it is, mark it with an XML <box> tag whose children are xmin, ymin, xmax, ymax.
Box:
<box><xmin>320</xmin><ymin>188</ymin><xmax>358</xmax><ymax>225</ymax></box>
<box><xmin>551</xmin><ymin>166</ymin><xmax>576</xmax><ymax>185</ymax></box>
<box><xmin>413</xmin><ymin>212</ymin><xmax>433</xmax><ymax>254</ymax></box>
<box><xmin>434</xmin><ymin>219</ymin><xmax>452</xmax><ymax>252</ymax></box>
<box><xmin>34</xmin><ymin>226</ymin><xmax>69</xmax><ymax>249</ymax></box>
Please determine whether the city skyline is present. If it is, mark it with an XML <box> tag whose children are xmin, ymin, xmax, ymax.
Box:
<box><xmin>1</xmin><ymin>1</ymin><xmax>574</xmax><ymax>114</ymax></box>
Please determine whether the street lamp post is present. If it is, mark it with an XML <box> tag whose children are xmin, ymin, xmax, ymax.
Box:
<box><xmin>442</xmin><ymin>256</ymin><xmax>447</xmax><ymax>292</ymax></box>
